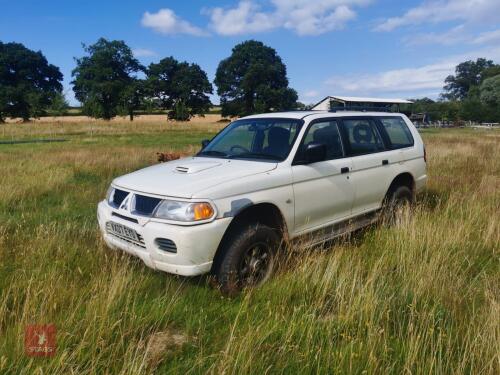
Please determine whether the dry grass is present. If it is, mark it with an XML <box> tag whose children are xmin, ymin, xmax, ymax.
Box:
<box><xmin>0</xmin><ymin>122</ymin><xmax>498</xmax><ymax>374</ymax></box>
<box><xmin>0</xmin><ymin>116</ymin><xmax>226</xmax><ymax>140</ymax></box>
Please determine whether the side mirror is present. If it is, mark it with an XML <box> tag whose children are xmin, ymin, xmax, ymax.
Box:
<box><xmin>201</xmin><ymin>139</ymin><xmax>210</xmax><ymax>149</ymax></box>
<box><xmin>304</xmin><ymin>142</ymin><xmax>326</xmax><ymax>164</ymax></box>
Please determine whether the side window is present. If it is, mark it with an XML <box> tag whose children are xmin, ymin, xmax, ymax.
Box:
<box><xmin>378</xmin><ymin>117</ymin><xmax>414</xmax><ymax>149</ymax></box>
<box><xmin>298</xmin><ymin>120</ymin><xmax>344</xmax><ymax>161</ymax></box>
<box><xmin>341</xmin><ymin>118</ymin><xmax>385</xmax><ymax>156</ymax></box>
<box><xmin>262</xmin><ymin>122</ymin><xmax>298</xmax><ymax>151</ymax></box>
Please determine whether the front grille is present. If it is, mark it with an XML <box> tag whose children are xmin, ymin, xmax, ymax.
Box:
<box><xmin>155</xmin><ymin>238</ymin><xmax>177</xmax><ymax>253</ymax></box>
<box><xmin>133</xmin><ymin>195</ymin><xmax>162</xmax><ymax>216</ymax></box>
<box><xmin>112</xmin><ymin>212</ymin><xmax>139</xmax><ymax>223</ymax></box>
<box><xmin>112</xmin><ymin>189</ymin><xmax>128</xmax><ymax>207</ymax></box>
<box><xmin>105</xmin><ymin>222</ymin><xmax>146</xmax><ymax>248</ymax></box>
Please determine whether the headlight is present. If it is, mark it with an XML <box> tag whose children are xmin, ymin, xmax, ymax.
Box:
<box><xmin>153</xmin><ymin>200</ymin><xmax>215</xmax><ymax>222</ymax></box>
<box><xmin>106</xmin><ymin>186</ymin><xmax>114</xmax><ymax>204</ymax></box>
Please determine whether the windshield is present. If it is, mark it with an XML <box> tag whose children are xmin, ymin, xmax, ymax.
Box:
<box><xmin>198</xmin><ymin>118</ymin><xmax>303</xmax><ymax>161</ymax></box>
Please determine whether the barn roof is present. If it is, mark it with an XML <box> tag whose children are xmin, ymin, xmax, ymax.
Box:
<box><xmin>312</xmin><ymin>96</ymin><xmax>413</xmax><ymax>110</ymax></box>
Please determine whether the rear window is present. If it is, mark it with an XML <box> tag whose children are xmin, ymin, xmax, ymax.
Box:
<box><xmin>378</xmin><ymin>117</ymin><xmax>414</xmax><ymax>149</ymax></box>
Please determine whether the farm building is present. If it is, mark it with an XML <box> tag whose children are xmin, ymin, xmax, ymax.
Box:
<box><xmin>311</xmin><ymin>95</ymin><xmax>413</xmax><ymax>112</ymax></box>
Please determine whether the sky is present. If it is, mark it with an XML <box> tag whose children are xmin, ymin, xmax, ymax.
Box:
<box><xmin>1</xmin><ymin>0</ymin><xmax>500</xmax><ymax>106</ymax></box>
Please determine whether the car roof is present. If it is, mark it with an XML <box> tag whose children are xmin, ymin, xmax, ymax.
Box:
<box><xmin>241</xmin><ymin>111</ymin><xmax>405</xmax><ymax>121</ymax></box>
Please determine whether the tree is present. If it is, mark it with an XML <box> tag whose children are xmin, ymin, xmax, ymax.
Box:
<box><xmin>215</xmin><ymin>40</ymin><xmax>298</xmax><ymax>117</ymax></box>
<box><xmin>442</xmin><ymin>58</ymin><xmax>495</xmax><ymax>100</ymax></box>
<box><xmin>72</xmin><ymin>38</ymin><xmax>143</xmax><ymax>120</ymax></box>
<box><xmin>481</xmin><ymin>66</ymin><xmax>500</xmax><ymax>82</ymax></box>
<box><xmin>480</xmin><ymin>75</ymin><xmax>500</xmax><ymax>122</ymax></box>
<box><xmin>0</xmin><ymin>41</ymin><xmax>63</xmax><ymax>122</ymax></box>
<box><xmin>48</xmin><ymin>92</ymin><xmax>69</xmax><ymax>116</ymax></box>
<box><xmin>480</xmin><ymin>75</ymin><xmax>500</xmax><ymax>106</ymax></box>
<box><xmin>117</xmin><ymin>79</ymin><xmax>144</xmax><ymax>121</ymax></box>
<box><xmin>146</xmin><ymin>57</ymin><xmax>212</xmax><ymax>121</ymax></box>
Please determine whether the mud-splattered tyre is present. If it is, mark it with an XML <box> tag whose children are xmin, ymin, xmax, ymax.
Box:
<box><xmin>214</xmin><ymin>223</ymin><xmax>280</xmax><ymax>296</ymax></box>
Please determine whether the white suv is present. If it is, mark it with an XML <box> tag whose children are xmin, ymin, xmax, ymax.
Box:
<box><xmin>97</xmin><ymin>111</ymin><xmax>426</xmax><ymax>294</ymax></box>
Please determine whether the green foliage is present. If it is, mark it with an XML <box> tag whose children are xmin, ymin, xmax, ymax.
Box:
<box><xmin>480</xmin><ymin>75</ymin><xmax>500</xmax><ymax>106</ymax></box>
<box><xmin>215</xmin><ymin>40</ymin><xmax>298</xmax><ymax>117</ymax></box>
<box><xmin>0</xmin><ymin>41</ymin><xmax>63</xmax><ymax>121</ymax></box>
<box><xmin>409</xmin><ymin>59</ymin><xmax>500</xmax><ymax>123</ymax></box>
<box><xmin>481</xmin><ymin>65</ymin><xmax>500</xmax><ymax>81</ymax></box>
<box><xmin>72</xmin><ymin>38</ymin><xmax>143</xmax><ymax>120</ymax></box>
<box><xmin>146</xmin><ymin>57</ymin><xmax>212</xmax><ymax>121</ymax></box>
<box><xmin>168</xmin><ymin>101</ymin><xmax>190</xmax><ymax>121</ymax></box>
<box><xmin>480</xmin><ymin>75</ymin><xmax>500</xmax><ymax>122</ymax></box>
<box><xmin>48</xmin><ymin>92</ymin><xmax>69</xmax><ymax>116</ymax></box>
<box><xmin>116</xmin><ymin>79</ymin><xmax>144</xmax><ymax>121</ymax></box>
<box><xmin>442</xmin><ymin>58</ymin><xmax>496</xmax><ymax>100</ymax></box>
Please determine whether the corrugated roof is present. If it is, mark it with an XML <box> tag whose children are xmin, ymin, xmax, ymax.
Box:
<box><xmin>311</xmin><ymin>96</ymin><xmax>413</xmax><ymax>110</ymax></box>
<box><xmin>329</xmin><ymin>96</ymin><xmax>413</xmax><ymax>104</ymax></box>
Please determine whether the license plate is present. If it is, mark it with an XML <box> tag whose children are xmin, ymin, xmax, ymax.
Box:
<box><xmin>108</xmin><ymin>222</ymin><xmax>139</xmax><ymax>242</ymax></box>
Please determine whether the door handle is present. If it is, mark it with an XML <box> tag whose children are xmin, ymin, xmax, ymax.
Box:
<box><xmin>382</xmin><ymin>159</ymin><xmax>389</xmax><ymax>165</ymax></box>
<box><xmin>341</xmin><ymin>167</ymin><xmax>350</xmax><ymax>174</ymax></box>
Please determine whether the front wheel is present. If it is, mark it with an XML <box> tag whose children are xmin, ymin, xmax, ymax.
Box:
<box><xmin>214</xmin><ymin>223</ymin><xmax>280</xmax><ymax>296</ymax></box>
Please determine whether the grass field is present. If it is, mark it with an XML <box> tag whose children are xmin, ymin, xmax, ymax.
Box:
<box><xmin>0</xmin><ymin>119</ymin><xmax>498</xmax><ymax>374</ymax></box>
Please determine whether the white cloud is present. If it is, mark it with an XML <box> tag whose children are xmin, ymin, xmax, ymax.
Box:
<box><xmin>141</xmin><ymin>9</ymin><xmax>207</xmax><ymax>36</ymax></box>
<box><xmin>375</xmin><ymin>0</ymin><xmax>500</xmax><ymax>32</ymax></box>
<box><xmin>325</xmin><ymin>46</ymin><xmax>500</xmax><ymax>98</ymax></box>
<box><xmin>274</xmin><ymin>0</ymin><xmax>360</xmax><ymax>36</ymax></box>
<box><xmin>132</xmin><ymin>48</ymin><xmax>157</xmax><ymax>57</ymax></box>
<box><xmin>207</xmin><ymin>1</ymin><xmax>275</xmax><ymax>36</ymax></box>
<box><xmin>472</xmin><ymin>29</ymin><xmax>500</xmax><ymax>45</ymax></box>
<box><xmin>404</xmin><ymin>26</ymin><xmax>500</xmax><ymax>47</ymax></box>
<box><xmin>207</xmin><ymin>0</ymin><xmax>369</xmax><ymax>36</ymax></box>
<box><xmin>404</xmin><ymin>24</ymin><xmax>467</xmax><ymax>46</ymax></box>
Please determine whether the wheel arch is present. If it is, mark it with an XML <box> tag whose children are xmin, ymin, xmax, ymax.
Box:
<box><xmin>211</xmin><ymin>202</ymin><xmax>288</xmax><ymax>273</ymax></box>
<box><xmin>385</xmin><ymin>172</ymin><xmax>416</xmax><ymax>201</ymax></box>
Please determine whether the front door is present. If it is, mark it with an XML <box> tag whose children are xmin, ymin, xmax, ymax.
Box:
<box><xmin>291</xmin><ymin>120</ymin><xmax>354</xmax><ymax>233</ymax></box>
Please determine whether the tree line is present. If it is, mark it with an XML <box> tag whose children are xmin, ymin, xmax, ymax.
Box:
<box><xmin>0</xmin><ymin>38</ymin><xmax>297</xmax><ymax>122</ymax></box>
<box><xmin>0</xmin><ymin>38</ymin><xmax>499</xmax><ymax>123</ymax></box>
<box><xmin>407</xmin><ymin>58</ymin><xmax>500</xmax><ymax>123</ymax></box>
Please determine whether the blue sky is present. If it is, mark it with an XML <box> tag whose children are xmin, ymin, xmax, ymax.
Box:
<box><xmin>1</xmin><ymin>0</ymin><xmax>499</xmax><ymax>105</ymax></box>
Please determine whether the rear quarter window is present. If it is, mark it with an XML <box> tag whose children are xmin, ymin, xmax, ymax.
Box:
<box><xmin>378</xmin><ymin>117</ymin><xmax>414</xmax><ymax>149</ymax></box>
<box><xmin>341</xmin><ymin>118</ymin><xmax>385</xmax><ymax>156</ymax></box>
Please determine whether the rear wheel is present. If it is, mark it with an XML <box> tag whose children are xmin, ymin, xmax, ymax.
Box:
<box><xmin>214</xmin><ymin>223</ymin><xmax>280</xmax><ymax>296</ymax></box>
<box><xmin>383</xmin><ymin>185</ymin><xmax>413</xmax><ymax>224</ymax></box>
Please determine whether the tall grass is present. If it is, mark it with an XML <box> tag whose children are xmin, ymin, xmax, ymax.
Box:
<box><xmin>0</xmin><ymin>123</ymin><xmax>498</xmax><ymax>374</ymax></box>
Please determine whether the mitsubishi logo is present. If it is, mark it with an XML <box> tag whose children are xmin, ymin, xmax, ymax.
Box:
<box><xmin>119</xmin><ymin>194</ymin><xmax>132</xmax><ymax>212</ymax></box>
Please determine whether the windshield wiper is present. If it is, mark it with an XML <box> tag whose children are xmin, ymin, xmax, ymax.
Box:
<box><xmin>229</xmin><ymin>152</ymin><xmax>282</xmax><ymax>161</ymax></box>
<box><xmin>197</xmin><ymin>150</ymin><xmax>228</xmax><ymax>158</ymax></box>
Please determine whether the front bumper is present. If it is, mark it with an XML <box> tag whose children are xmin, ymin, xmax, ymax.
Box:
<box><xmin>97</xmin><ymin>201</ymin><xmax>231</xmax><ymax>276</ymax></box>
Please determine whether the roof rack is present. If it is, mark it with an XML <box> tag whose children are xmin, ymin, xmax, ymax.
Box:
<box><xmin>329</xmin><ymin>105</ymin><xmax>396</xmax><ymax>113</ymax></box>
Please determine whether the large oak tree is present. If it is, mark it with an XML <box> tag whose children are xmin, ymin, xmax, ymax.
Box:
<box><xmin>72</xmin><ymin>38</ymin><xmax>143</xmax><ymax>120</ymax></box>
<box><xmin>146</xmin><ymin>57</ymin><xmax>212</xmax><ymax>121</ymax></box>
<box><xmin>0</xmin><ymin>41</ymin><xmax>63</xmax><ymax>122</ymax></box>
<box><xmin>442</xmin><ymin>58</ymin><xmax>496</xmax><ymax>100</ymax></box>
<box><xmin>215</xmin><ymin>40</ymin><xmax>298</xmax><ymax>117</ymax></box>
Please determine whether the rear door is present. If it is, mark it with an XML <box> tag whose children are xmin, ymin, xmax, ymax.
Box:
<box><xmin>291</xmin><ymin>119</ymin><xmax>354</xmax><ymax>233</ymax></box>
<box><xmin>339</xmin><ymin>117</ymin><xmax>393</xmax><ymax>215</ymax></box>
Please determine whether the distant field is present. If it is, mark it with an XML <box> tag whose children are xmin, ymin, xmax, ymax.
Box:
<box><xmin>0</xmin><ymin>120</ymin><xmax>498</xmax><ymax>374</ymax></box>
<box><xmin>4</xmin><ymin>113</ymin><xmax>226</xmax><ymax>124</ymax></box>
